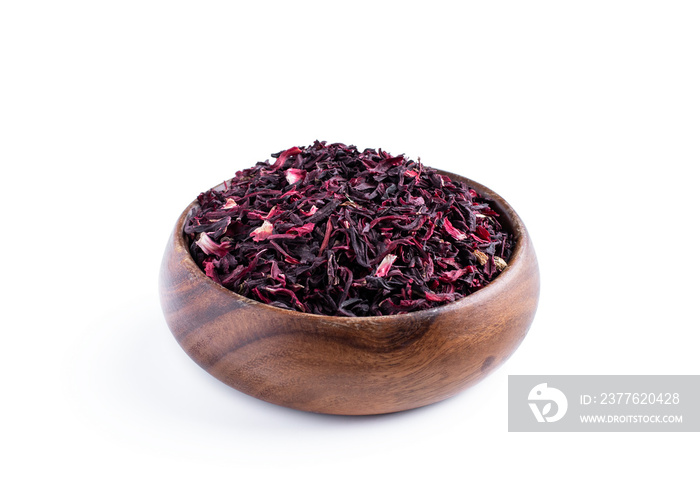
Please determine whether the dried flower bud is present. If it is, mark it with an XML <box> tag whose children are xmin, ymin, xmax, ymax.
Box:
<box><xmin>473</xmin><ymin>250</ymin><xmax>489</xmax><ymax>266</ymax></box>
<box><xmin>494</xmin><ymin>256</ymin><xmax>508</xmax><ymax>271</ymax></box>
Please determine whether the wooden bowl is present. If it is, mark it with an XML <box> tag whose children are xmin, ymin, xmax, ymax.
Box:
<box><xmin>159</xmin><ymin>171</ymin><xmax>539</xmax><ymax>415</ymax></box>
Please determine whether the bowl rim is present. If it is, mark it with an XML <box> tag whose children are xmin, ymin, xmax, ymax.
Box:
<box><xmin>172</xmin><ymin>169</ymin><xmax>528</xmax><ymax>323</ymax></box>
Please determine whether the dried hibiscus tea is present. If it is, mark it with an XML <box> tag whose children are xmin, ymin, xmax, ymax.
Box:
<box><xmin>184</xmin><ymin>141</ymin><xmax>514</xmax><ymax>317</ymax></box>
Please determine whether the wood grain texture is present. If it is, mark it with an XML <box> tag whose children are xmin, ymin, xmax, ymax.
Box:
<box><xmin>159</xmin><ymin>173</ymin><xmax>540</xmax><ymax>415</ymax></box>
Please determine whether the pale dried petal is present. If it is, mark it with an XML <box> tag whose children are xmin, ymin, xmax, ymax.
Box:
<box><xmin>376</xmin><ymin>254</ymin><xmax>398</xmax><ymax>277</ymax></box>
<box><xmin>285</xmin><ymin>168</ymin><xmax>307</xmax><ymax>185</ymax></box>
<box><xmin>250</xmin><ymin>220</ymin><xmax>274</xmax><ymax>242</ymax></box>
<box><xmin>222</xmin><ymin>198</ymin><xmax>238</xmax><ymax>209</ymax></box>
<box><xmin>195</xmin><ymin>233</ymin><xmax>231</xmax><ymax>258</ymax></box>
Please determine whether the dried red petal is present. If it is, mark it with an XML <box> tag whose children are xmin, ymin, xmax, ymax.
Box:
<box><xmin>476</xmin><ymin>225</ymin><xmax>491</xmax><ymax>242</ymax></box>
<box><xmin>424</xmin><ymin>291</ymin><xmax>456</xmax><ymax>302</ymax></box>
<box><xmin>203</xmin><ymin>260</ymin><xmax>221</xmax><ymax>283</ymax></box>
<box><xmin>299</xmin><ymin>205</ymin><xmax>318</xmax><ymax>217</ymax></box>
<box><xmin>443</xmin><ymin>218</ymin><xmax>468</xmax><ymax>241</ymax></box>
<box><xmin>287</xmin><ymin>223</ymin><xmax>314</xmax><ymax>236</ymax></box>
<box><xmin>440</xmin><ymin>268</ymin><xmax>469</xmax><ymax>282</ymax></box>
<box><xmin>270</xmin><ymin>146</ymin><xmax>302</xmax><ymax>171</ymax></box>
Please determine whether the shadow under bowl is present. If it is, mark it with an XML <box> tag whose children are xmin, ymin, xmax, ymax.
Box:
<box><xmin>159</xmin><ymin>171</ymin><xmax>540</xmax><ymax>415</ymax></box>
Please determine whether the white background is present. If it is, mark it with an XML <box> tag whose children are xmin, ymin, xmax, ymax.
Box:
<box><xmin>2</xmin><ymin>1</ymin><xmax>698</xmax><ymax>488</ymax></box>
